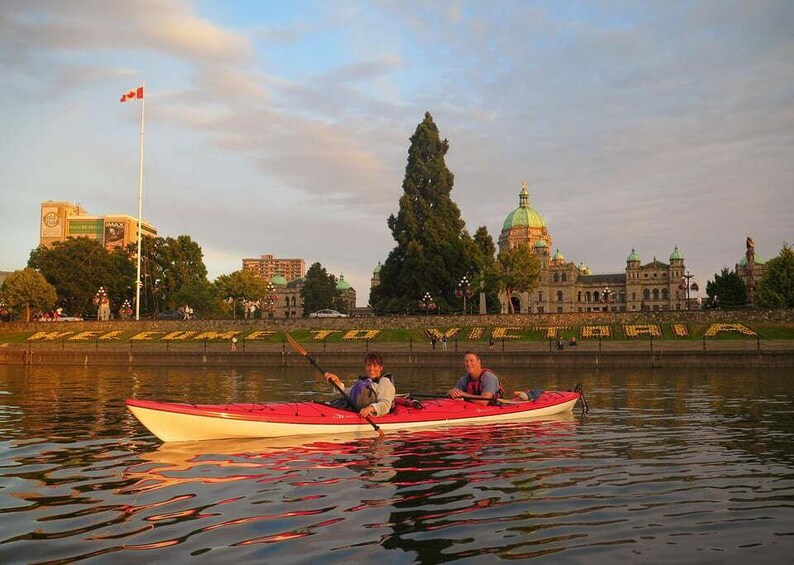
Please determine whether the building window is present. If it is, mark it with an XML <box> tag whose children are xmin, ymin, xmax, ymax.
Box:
<box><xmin>538</xmin><ymin>291</ymin><xmax>543</xmax><ymax>302</ymax></box>
<box><xmin>644</xmin><ymin>289</ymin><xmax>651</xmax><ymax>300</ymax></box>
<box><xmin>586</xmin><ymin>291</ymin><xmax>592</xmax><ymax>303</ymax></box>
<box><xmin>557</xmin><ymin>306</ymin><xmax>563</xmax><ymax>313</ymax></box>
<box><xmin>661</xmin><ymin>288</ymin><xmax>668</xmax><ymax>300</ymax></box>
<box><xmin>557</xmin><ymin>291</ymin><xmax>563</xmax><ymax>302</ymax></box>
<box><xmin>653</xmin><ymin>288</ymin><xmax>660</xmax><ymax>300</ymax></box>
<box><xmin>561</xmin><ymin>273</ymin><xmax>567</xmax><ymax>282</ymax></box>
<box><xmin>577</xmin><ymin>291</ymin><xmax>582</xmax><ymax>302</ymax></box>
<box><xmin>553</xmin><ymin>273</ymin><xmax>559</xmax><ymax>282</ymax></box>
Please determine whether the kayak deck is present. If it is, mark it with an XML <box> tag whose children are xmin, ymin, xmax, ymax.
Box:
<box><xmin>127</xmin><ymin>391</ymin><xmax>581</xmax><ymax>442</ymax></box>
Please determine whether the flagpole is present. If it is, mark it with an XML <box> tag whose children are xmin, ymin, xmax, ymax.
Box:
<box><xmin>135</xmin><ymin>82</ymin><xmax>146</xmax><ymax>321</ymax></box>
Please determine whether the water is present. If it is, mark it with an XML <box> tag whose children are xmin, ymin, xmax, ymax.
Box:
<box><xmin>0</xmin><ymin>365</ymin><xmax>792</xmax><ymax>563</ymax></box>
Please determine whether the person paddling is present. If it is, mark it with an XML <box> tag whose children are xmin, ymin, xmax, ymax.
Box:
<box><xmin>324</xmin><ymin>352</ymin><xmax>396</xmax><ymax>418</ymax></box>
<box><xmin>448</xmin><ymin>351</ymin><xmax>503</xmax><ymax>406</ymax></box>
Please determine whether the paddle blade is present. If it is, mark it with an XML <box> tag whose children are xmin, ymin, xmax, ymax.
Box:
<box><xmin>285</xmin><ymin>332</ymin><xmax>307</xmax><ymax>357</ymax></box>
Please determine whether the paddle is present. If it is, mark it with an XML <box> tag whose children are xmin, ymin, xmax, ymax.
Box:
<box><xmin>409</xmin><ymin>392</ymin><xmax>521</xmax><ymax>405</ymax></box>
<box><xmin>285</xmin><ymin>332</ymin><xmax>384</xmax><ymax>437</ymax></box>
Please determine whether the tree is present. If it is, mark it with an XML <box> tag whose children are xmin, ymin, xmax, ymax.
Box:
<box><xmin>301</xmin><ymin>262</ymin><xmax>340</xmax><ymax>314</ymax></box>
<box><xmin>755</xmin><ymin>243</ymin><xmax>794</xmax><ymax>308</ymax></box>
<box><xmin>493</xmin><ymin>244</ymin><xmax>541</xmax><ymax>313</ymax></box>
<box><xmin>28</xmin><ymin>238</ymin><xmax>134</xmax><ymax>317</ymax></box>
<box><xmin>1</xmin><ymin>268</ymin><xmax>57</xmax><ymax>322</ymax></box>
<box><xmin>472</xmin><ymin>226</ymin><xmax>501</xmax><ymax>313</ymax></box>
<box><xmin>214</xmin><ymin>270</ymin><xmax>268</xmax><ymax>319</ymax></box>
<box><xmin>705</xmin><ymin>268</ymin><xmax>747</xmax><ymax>308</ymax></box>
<box><xmin>371</xmin><ymin>112</ymin><xmax>481</xmax><ymax>313</ymax></box>
<box><xmin>137</xmin><ymin>235</ymin><xmax>209</xmax><ymax>312</ymax></box>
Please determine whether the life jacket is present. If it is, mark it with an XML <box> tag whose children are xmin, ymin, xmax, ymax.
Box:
<box><xmin>464</xmin><ymin>368</ymin><xmax>504</xmax><ymax>398</ymax></box>
<box><xmin>347</xmin><ymin>373</ymin><xmax>394</xmax><ymax>410</ymax></box>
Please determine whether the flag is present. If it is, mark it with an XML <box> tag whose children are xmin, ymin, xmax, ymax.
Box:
<box><xmin>120</xmin><ymin>86</ymin><xmax>144</xmax><ymax>102</ymax></box>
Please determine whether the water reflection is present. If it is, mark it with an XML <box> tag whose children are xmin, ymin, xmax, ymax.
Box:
<box><xmin>0</xmin><ymin>365</ymin><xmax>793</xmax><ymax>562</ymax></box>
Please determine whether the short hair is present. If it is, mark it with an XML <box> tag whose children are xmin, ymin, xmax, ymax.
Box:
<box><xmin>463</xmin><ymin>351</ymin><xmax>482</xmax><ymax>362</ymax></box>
<box><xmin>364</xmin><ymin>352</ymin><xmax>384</xmax><ymax>366</ymax></box>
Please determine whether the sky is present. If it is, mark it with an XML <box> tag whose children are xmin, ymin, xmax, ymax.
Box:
<box><xmin>1</xmin><ymin>0</ymin><xmax>792</xmax><ymax>306</ymax></box>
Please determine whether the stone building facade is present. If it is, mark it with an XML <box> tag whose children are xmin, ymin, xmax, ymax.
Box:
<box><xmin>498</xmin><ymin>181</ymin><xmax>693</xmax><ymax>313</ymax></box>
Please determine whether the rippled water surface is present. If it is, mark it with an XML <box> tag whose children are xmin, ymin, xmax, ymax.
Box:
<box><xmin>0</xmin><ymin>365</ymin><xmax>792</xmax><ymax>563</ymax></box>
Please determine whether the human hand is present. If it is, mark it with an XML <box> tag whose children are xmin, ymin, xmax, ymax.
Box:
<box><xmin>324</xmin><ymin>372</ymin><xmax>341</xmax><ymax>386</ymax></box>
<box><xmin>359</xmin><ymin>405</ymin><xmax>376</xmax><ymax>418</ymax></box>
<box><xmin>449</xmin><ymin>388</ymin><xmax>463</xmax><ymax>398</ymax></box>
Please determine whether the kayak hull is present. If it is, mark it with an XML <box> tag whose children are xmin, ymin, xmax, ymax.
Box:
<box><xmin>127</xmin><ymin>391</ymin><xmax>581</xmax><ymax>442</ymax></box>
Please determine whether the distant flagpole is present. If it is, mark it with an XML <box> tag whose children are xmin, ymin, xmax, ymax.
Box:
<box><xmin>134</xmin><ymin>83</ymin><xmax>146</xmax><ymax>321</ymax></box>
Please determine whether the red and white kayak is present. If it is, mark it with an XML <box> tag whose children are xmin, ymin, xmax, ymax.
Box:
<box><xmin>127</xmin><ymin>391</ymin><xmax>582</xmax><ymax>442</ymax></box>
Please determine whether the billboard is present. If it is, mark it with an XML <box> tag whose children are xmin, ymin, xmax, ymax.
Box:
<box><xmin>104</xmin><ymin>220</ymin><xmax>126</xmax><ymax>249</ymax></box>
<box><xmin>41</xmin><ymin>206</ymin><xmax>62</xmax><ymax>238</ymax></box>
<box><xmin>67</xmin><ymin>219</ymin><xmax>104</xmax><ymax>238</ymax></box>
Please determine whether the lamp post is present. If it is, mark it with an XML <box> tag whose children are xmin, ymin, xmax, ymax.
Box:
<box><xmin>679</xmin><ymin>270</ymin><xmax>698</xmax><ymax>310</ymax></box>
<box><xmin>601</xmin><ymin>286</ymin><xmax>615</xmax><ymax>312</ymax></box>
<box><xmin>93</xmin><ymin>286</ymin><xmax>109</xmax><ymax>321</ymax></box>
<box><xmin>120</xmin><ymin>299</ymin><xmax>133</xmax><ymax>320</ymax></box>
<box><xmin>263</xmin><ymin>282</ymin><xmax>277</xmax><ymax>318</ymax></box>
<box><xmin>455</xmin><ymin>275</ymin><xmax>474</xmax><ymax>314</ymax></box>
<box><xmin>418</xmin><ymin>292</ymin><xmax>436</xmax><ymax>314</ymax></box>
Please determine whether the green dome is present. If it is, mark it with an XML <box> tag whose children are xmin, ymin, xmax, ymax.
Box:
<box><xmin>627</xmin><ymin>248</ymin><xmax>640</xmax><ymax>263</ymax></box>
<box><xmin>578</xmin><ymin>262</ymin><xmax>591</xmax><ymax>274</ymax></box>
<box><xmin>336</xmin><ymin>274</ymin><xmax>351</xmax><ymax>290</ymax></box>
<box><xmin>502</xmin><ymin>181</ymin><xmax>546</xmax><ymax>230</ymax></box>
<box><xmin>373</xmin><ymin>262</ymin><xmax>382</xmax><ymax>274</ymax></box>
<box><xmin>669</xmin><ymin>246</ymin><xmax>684</xmax><ymax>261</ymax></box>
<box><xmin>552</xmin><ymin>248</ymin><xmax>565</xmax><ymax>262</ymax></box>
<box><xmin>739</xmin><ymin>255</ymin><xmax>766</xmax><ymax>267</ymax></box>
<box><xmin>534</xmin><ymin>239</ymin><xmax>548</xmax><ymax>248</ymax></box>
<box><xmin>270</xmin><ymin>274</ymin><xmax>288</xmax><ymax>286</ymax></box>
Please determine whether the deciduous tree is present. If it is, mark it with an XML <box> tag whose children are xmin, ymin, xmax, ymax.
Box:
<box><xmin>1</xmin><ymin>268</ymin><xmax>57</xmax><ymax>321</ymax></box>
<box><xmin>214</xmin><ymin>270</ymin><xmax>268</xmax><ymax>319</ymax></box>
<box><xmin>494</xmin><ymin>244</ymin><xmax>541</xmax><ymax>313</ymax></box>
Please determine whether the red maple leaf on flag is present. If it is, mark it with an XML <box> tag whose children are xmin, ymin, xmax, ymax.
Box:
<box><xmin>120</xmin><ymin>86</ymin><xmax>144</xmax><ymax>102</ymax></box>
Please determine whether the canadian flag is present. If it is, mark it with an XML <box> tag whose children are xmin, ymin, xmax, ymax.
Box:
<box><xmin>120</xmin><ymin>86</ymin><xmax>144</xmax><ymax>102</ymax></box>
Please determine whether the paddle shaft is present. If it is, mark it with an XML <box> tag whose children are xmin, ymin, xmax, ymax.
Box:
<box><xmin>290</xmin><ymin>338</ymin><xmax>384</xmax><ymax>437</ymax></box>
<box><xmin>410</xmin><ymin>392</ymin><xmax>520</xmax><ymax>405</ymax></box>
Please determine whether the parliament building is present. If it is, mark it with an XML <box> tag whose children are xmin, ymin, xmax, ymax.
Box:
<box><xmin>498</xmin><ymin>181</ymin><xmax>693</xmax><ymax>313</ymax></box>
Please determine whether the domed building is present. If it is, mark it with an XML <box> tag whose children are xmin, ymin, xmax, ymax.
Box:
<box><xmin>336</xmin><ymin>274</ymin><xmax>356</xmax><ymax>313</ymax></box>
<box><xmin>498</xmin><ymin>180</ymin><xmax>693</xmax><ymax>313</ymax></box>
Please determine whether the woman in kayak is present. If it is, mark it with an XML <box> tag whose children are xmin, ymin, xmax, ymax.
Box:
<box><xmin>448</xmin><ymin>351</ymin><xmax>503</xmax><ymax>405</ymax></box>
<box><xmin>324</xmin><ymin>352</ymin><xmax>396</xmax><ymax>418</ymax></box>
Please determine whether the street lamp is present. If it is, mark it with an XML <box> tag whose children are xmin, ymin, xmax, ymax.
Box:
<box><xmin>679</xmin><ymin>270</ymin><xmax>698</xmax><ymax>310</ymax></box>
<box><xmin>120</xmin><ymin>299</ymin><xmax>133</xmax><ymax>320</ymax></box>
<box><xmin>262</xmin><ymin>282</ymin><xmax>278</xmax><ymax>318</ymax></box>
<box><xmin>455</xmin><ymin>275</ymin><xmax>474</xmax><ymax>314</ymax></box>
<box><xmin>418</xmin><ymin>292</ymin><xmax>436</xmax><ymax>314</ymax></box>
<box><xmin>601</xmin><ymin>286</ymin><xmax>615</xmax><ymax>311</ymax></box>
<box><xmin>93</xmin><ymin>286</ymin><xmax>109</xmax><ymax>321</ymax></box>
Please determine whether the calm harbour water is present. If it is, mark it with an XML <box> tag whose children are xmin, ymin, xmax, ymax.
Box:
<box><xmin>0</xmin><ymin>364</ymin><xmax>792</xmax><ymax>564</ymax></box>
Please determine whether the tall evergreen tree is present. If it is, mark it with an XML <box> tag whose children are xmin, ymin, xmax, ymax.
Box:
<box><xmin>301</xmin><ymin>262</ymin><xmax>340</xmax><ymax>314</ymax></box>
<box><xmin>755</xmin><ymin>243</ymin><xmax>794</xmax><ymax>308</ymax></box>
<box><xmin>371</xmin><ymin>112</ymin><xmax>481</xmax><ymax>313</ymax></box>
<box><xmin>705</xmin><ymin>268</ymin><xmax>747</xmax><ymax>308</ymax></box>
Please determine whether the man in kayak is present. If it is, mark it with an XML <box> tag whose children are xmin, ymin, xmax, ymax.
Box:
<box><xmin>448</xmin><ymin>351</ymin><xmax>503</xmax><ymax>405</ymax></box>
<box><xmin>324</xmin><ymin>352</ymin><xmax>396</xmax><ymax>418</ymax></box>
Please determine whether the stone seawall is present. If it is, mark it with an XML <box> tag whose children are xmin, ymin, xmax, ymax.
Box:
<box><xmin>3</xmin><ymin>308</ymin><xmax>793</xmax><ymax>334</ymax></box>
<box><xmin>3</xmin><ymin>349</ymin><xmax>792</xmax><ymax>369</ymax></box>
